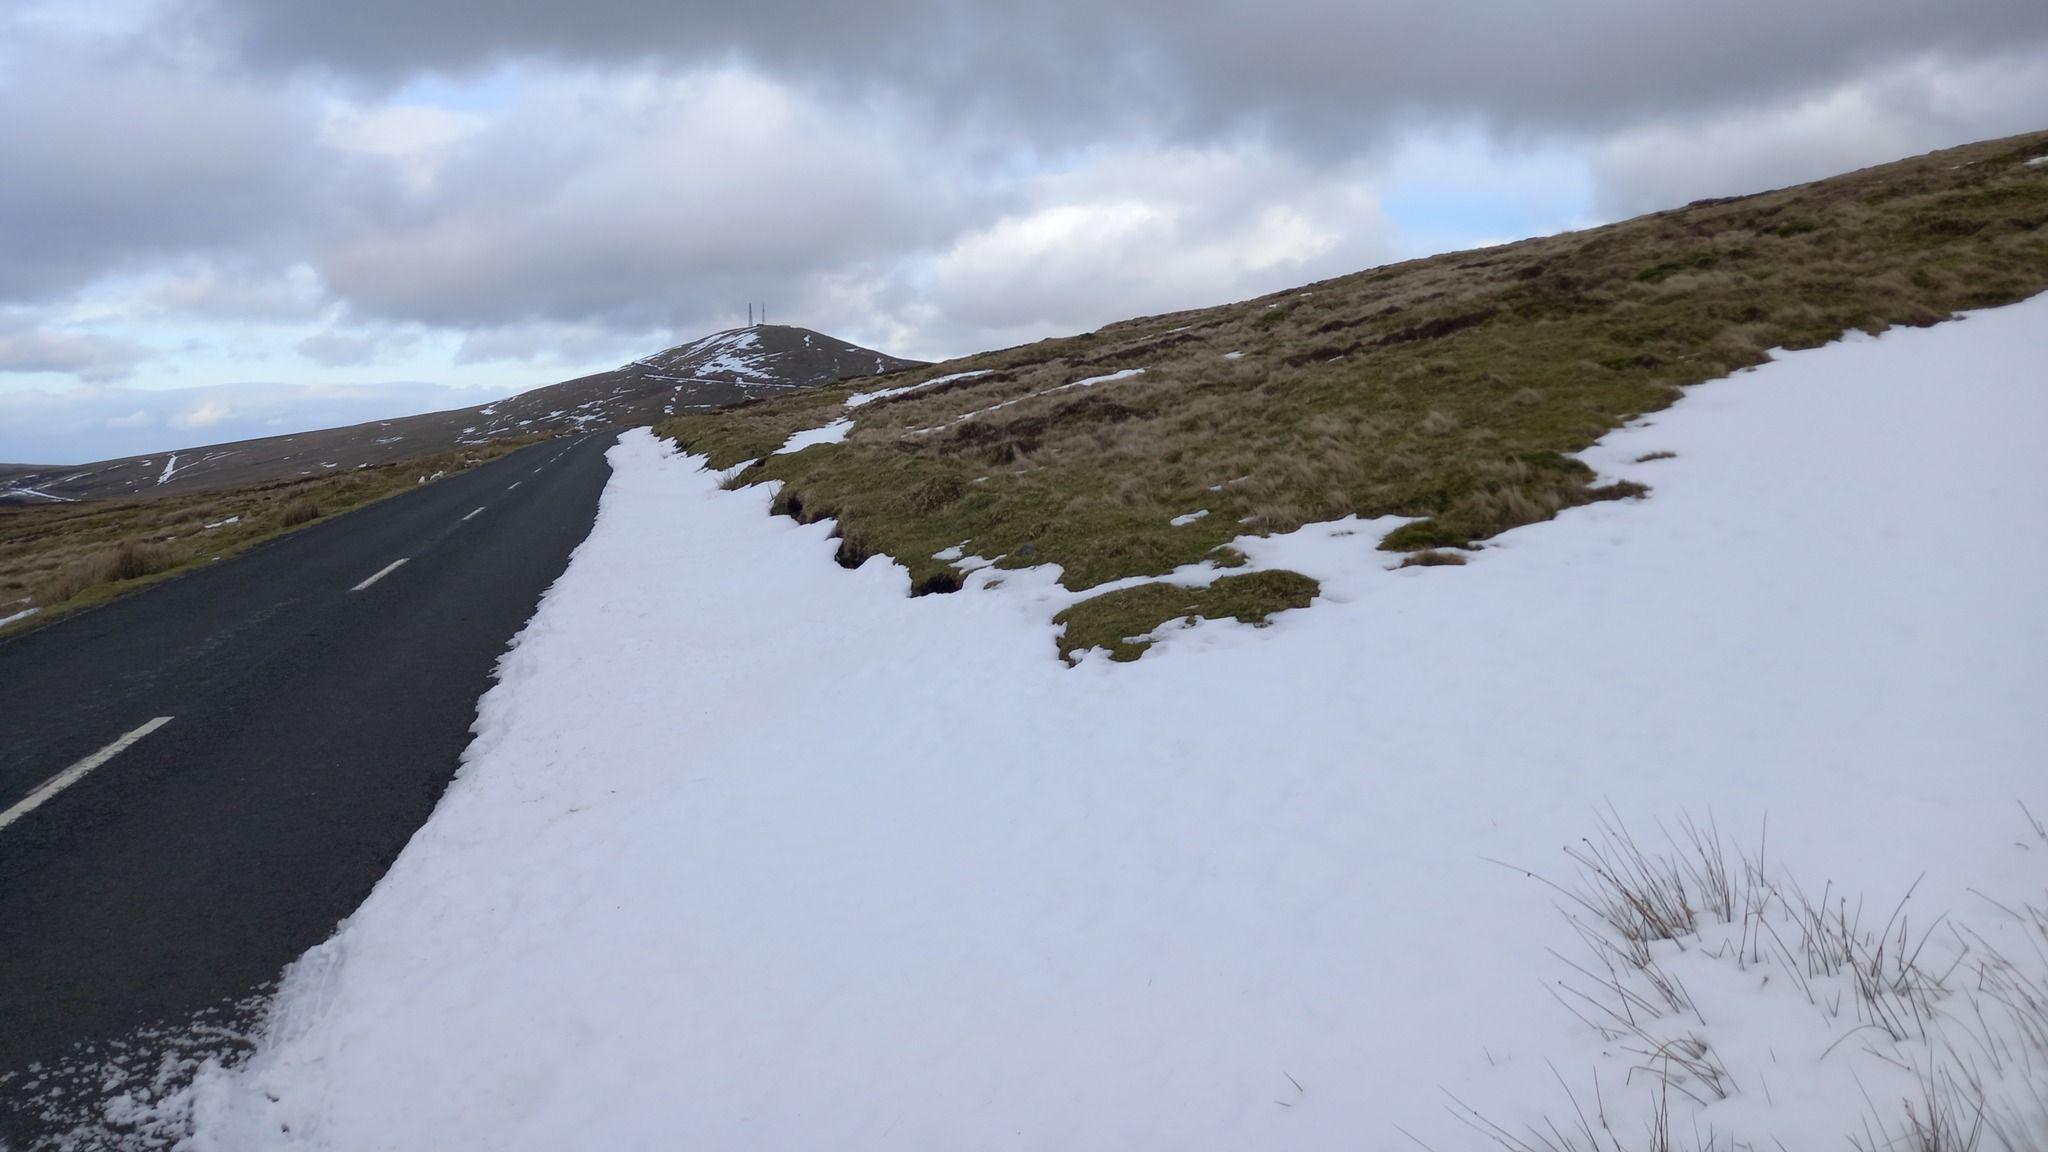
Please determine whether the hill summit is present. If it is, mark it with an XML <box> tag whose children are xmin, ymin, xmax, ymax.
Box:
<box><xmin>633</xmin><ymin>325</ymin><xmax>923</xmax><ymax>391</ymax></box>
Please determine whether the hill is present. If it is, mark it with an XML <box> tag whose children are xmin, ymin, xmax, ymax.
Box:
<box><xmin>0</xmin><ymin>325</ymin><xmax>921</xmax><ymax>505</ymax></box>
<box><xmin>660</xmin><ymin>130</ymin><xmax>2048</xmax><ymax>658</ymax></box>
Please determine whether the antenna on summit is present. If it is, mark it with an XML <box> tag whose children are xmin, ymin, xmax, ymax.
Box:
<box><xmin>747</xmin><ymin>303</ymin><xmax>753</xmax><ymax>327</ymax></box>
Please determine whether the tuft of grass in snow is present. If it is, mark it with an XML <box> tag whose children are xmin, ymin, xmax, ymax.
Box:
<box><xmin>1399</xmin><ymin>548</ymin><xmax>1469</xmax><ymax>569</ymax></box>
<box><xmin>1456</xmin><ymin>809</ymin><xmax>2048</xmax><ymax>1152</ymax></box>
<box><xmin>1050</xmin><ymin>569</ymin><xmax>1318</xmax><ymax>663</ymax></box>
<box><xmin>659</xmin><ymin>130</ymin><xmax>2048</xmax><ymax>655</ymax></box>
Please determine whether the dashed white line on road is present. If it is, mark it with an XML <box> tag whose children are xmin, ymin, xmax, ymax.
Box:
<box><xmin>462</xmin><ymin>507</ymin><xmax>485</xmax><ymax>522</ymax></box>
<box><xmin>0</xmin><ymin>716</ymin><xmax>174</xmax><ymax>832</ymax></box>
<box><xmin>351</xmin><ymin>558</ymin><xmax>408</xmax><ymax>592</ymax></box>
<box><xmin>507</xmin><ymin>482</ymin><xmax>521</xmax><ymax>491</ymax></box>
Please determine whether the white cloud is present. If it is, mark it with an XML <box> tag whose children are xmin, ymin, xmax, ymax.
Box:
<box><xmin>0</xmin><ymin>380</ymin><xmax>510</xmax><ymax>463</ymax></box>
<box><xmin>1591</xmin><ymin>52</ymin><xmax>2048</xmax><ymax>217</ymax></box>
<box><xmin>321</xmin><ymin>102</ymin><xmax>486</xmax><ymax>194</ymax></box>
<box><xmin>923</xmin><ymin>147</ymin><xmax>1390</xmax><ymax>346</ymax></box>
<box><xmin>172</xmin><ymin>398</ymin><xmax>233</xmax><ymax>428</ymax></box>
<box><xmin>0</xmin><ymin>323</ymin><xmax>148</xmax><ymax>382</ymax></box>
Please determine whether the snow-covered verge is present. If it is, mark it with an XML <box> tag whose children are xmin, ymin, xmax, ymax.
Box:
<box><xmin>181</xmin><ymin>298</ymin><xmax>2046</xmax><ymax>1150</ymax></box>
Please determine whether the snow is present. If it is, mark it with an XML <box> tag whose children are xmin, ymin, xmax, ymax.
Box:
<box><xmin>676</xmin><ymin>330</ymin><xmax>779</xmax><ymax>382</ymax></box>
<box><xmin>1169</xmin><ymin>509</ymin><xmax>1209</xmax><ymax>526</ymax></box>
<box><xmin>0</xmin><ymin>484</ymin><xmax>76</xmax><ymax>503</ymax></box>
<box><xmin>186</xmin><ymin>298</ymin><xmax>2048</xmax><ymax>1151</ymax></box>
<box><xmin>913</xmin><ymin>367</ymin><xmax>1146</xmax><ymax>433</ymax></box>
<box><xmin>0</xmin><ymin>606</ymin><xmax>38</xmax><ymax>628</ymax></box>
<box><xmin>1223</xmin><ymin>350</ymin><xmax>1243</xmax><ymax>359</ymax></box>
<box><xmin>845</xmin><ymin>369</ymin><xmax>992</xmax><ymax>408</ymax></box>
<box><xmin>202</xmin><ymin>516</ymin><xmax>241</xmax><ymax>530</ymax></box>
<box><xmin>772</xmin><ymin>418</ymin><xmax>854</xmax><ymax>454</ymax></box>
<box><xmin>2028</xmin><ymin>155</ymin><xmax>2047</xmax><ymax>168</ymax></box>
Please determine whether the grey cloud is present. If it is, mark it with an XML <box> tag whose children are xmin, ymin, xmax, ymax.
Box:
<box><xmin>0</xmin><ymin>46</ymin><xmax>325</xmax><ymax>303</ymax></box>
<box><xmin>1590</xmin><ymin>51</ymin><xmax>2048</xmax><ymax>217</ymax></box>
<box><xmin>208</xmin><ymin>0</ymin><xmax>2048</xmax><ymax>148</ymax></box>
<box><xmin>315</xmin><ymin>71</ymin><xmax>972</xmax><ymax>332</ymax></box>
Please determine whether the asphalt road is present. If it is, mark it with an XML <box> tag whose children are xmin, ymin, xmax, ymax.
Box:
<box><xmin>0</xmin><ymin>432</ymin><xmax>618</xmax><ymax>1144</ymax></box>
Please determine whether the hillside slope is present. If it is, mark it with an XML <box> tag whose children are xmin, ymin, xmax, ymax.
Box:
<box><xmin>661</xmin><ymin>130</ymin><xmax>2048</xmax><ymax>657</ymax></box>
<box><xmin>1</xmin><ymin>325</ymin><xmax>921</xmax><ymax>504</ymax></box>
<box><xmin>185</xmin><ymin>298</ymin><xmax>2048</xmax><ymax>1150</ymax></box>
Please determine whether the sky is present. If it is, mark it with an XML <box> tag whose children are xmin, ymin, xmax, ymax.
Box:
<box><xmin>2</xmin><ymin>0</ymin><xmax>2045</xmax><ymax>464</ymax></box>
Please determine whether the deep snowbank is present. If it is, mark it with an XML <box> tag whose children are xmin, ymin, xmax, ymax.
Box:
<box><xmin>189</xmin><ymin>298</ymin><xmax>2048</xmax><ymax>1150</ymax></box>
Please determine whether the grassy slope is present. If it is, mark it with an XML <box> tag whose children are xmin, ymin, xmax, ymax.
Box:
<box><xmin>660</xmin><ymin>131</ymin><xmax>2048</xmax><ymax>660</ymax></box>
<box><xmin>0</xmin><ymin>438</ymin><xmax>540</xmax><ymax>636</ymax></box>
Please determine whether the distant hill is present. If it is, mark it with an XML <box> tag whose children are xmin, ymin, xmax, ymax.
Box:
<box><xmin>0</xmin><ymin>326</ymin><xmax>923</xmax><ymax>504</ymax></box>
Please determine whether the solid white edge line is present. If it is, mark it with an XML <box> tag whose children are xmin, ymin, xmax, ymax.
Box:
<box><xmin>0</xmin><ymin>716</ymin><xmax>174</xmax><ymax>832</ymax></box>
<box><xmin>462</xmin><ymin>507</ymin><xmax>484</xmax><ymax>521</ymax></box>
<box><xmin>351</xmin><ymin>557</ymin><xmax>408</xmax><ymax>592</ymax></box>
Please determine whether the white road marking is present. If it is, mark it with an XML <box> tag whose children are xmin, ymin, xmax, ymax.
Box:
<box><xmin>351</xmin><ymin>558</ymin><xmax>408</xmax><ymax>591</ymax></box>
<box><xmin>0</xmin><ymin>717</ymin><xmax>174</xmax><ymax>832</ymax></box>
<box><xmin>507</xmin><ymin>482</ymin><xmax>521</xmax><ymax>491</ymax></box>
<box><xmin>462</xmin><ymin>507</ymin><xmax>485</xmax><ymax>522</ymax></box>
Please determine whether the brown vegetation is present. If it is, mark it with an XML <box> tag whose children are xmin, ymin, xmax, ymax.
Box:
<box><xmin>658</xmin><ymin>131</ymin><xmax>2048</xmax><ymax>659</ymax></box>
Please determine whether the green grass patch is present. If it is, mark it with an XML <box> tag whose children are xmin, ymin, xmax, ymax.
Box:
<box><xmin>1052</xmin><ymin>570</ymin><xmax>1320</xmax><ymax>663</ymax></box>
<box><xmin>1636</xmin><ymin>250</ymin><xmax>1723</xmax><ymax>282</ymax></box>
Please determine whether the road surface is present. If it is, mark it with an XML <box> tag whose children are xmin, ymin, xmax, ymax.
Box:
<box><xmin>0</xmin><ymin>432</ymin><xmax>617</xmax><ymax>1145</ymax></box>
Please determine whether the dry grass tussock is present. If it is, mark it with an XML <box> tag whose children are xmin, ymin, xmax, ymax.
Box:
<box><xmin>660</xmin><ymin>132</ymin><xmax>2048</xmax><ymax>658</ymax></box>
<box><xmin>32</xmin><ymin>539</ymin><xmax>178</xmax><ymax>606</ymax></box>
<box><xmin>1399</xmin><ymin>549</ymin><xmax>1468</xmax><ymax>569</ymax></box>
<box><xmin>1432</xmin><ymin>808</ymin><xmax>2048</xmax><ymax>1152</ymax></box>
<box><xmin>277</xmin><ymin>497</ymin><xmax>322</xmax><ymax>526</ymax></box>
<box><xmin>2</xmin><ymin>440</ymin><xmax>534</xmax><ymax>630</ymax></box>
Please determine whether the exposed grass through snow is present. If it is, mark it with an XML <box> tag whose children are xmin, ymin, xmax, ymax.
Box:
<box><xmin>1050</xmin><ymin>569</ymin><xmax>1319</xmax><ymax>663</ymax></box>
<box><xmin>659</xmin><ymin>130</ymin><xmax>2048</xmax><ymax>660</ymax></box>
